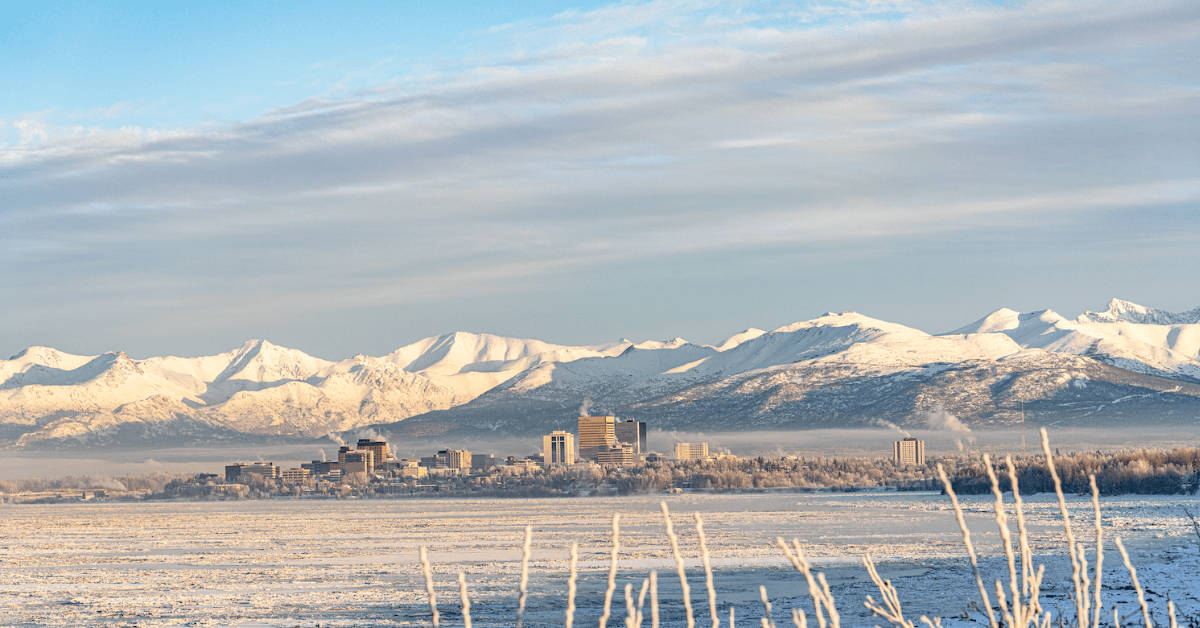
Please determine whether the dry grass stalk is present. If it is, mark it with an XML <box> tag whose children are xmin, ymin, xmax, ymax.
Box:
<box><xmin>601</xmin><ymin>513</ymin><xmax>622</xmax><ymax>628</ymax></box>
<box><xmin>936</xmin><ymin>463</ymin><xmax>998</xmax><ymax>628</ymax></box>
<box><xmin>567</xmin><ymin>542</ymin><xmax>579</xmax><ymax>628</ymax></box>
<box><xmin>626</xmin><ymin>582</ymin><xmax>637</xmax><ymax>628</ymax></box>
<box><xmin>1113</xmin><ymin>537</ymin><xmax>1152</xmax><ymax>628</ymax></box>
<box><xmin>1040</xmin><ymin>427</ymin><xmax>1088</xmax><ymax>628</ymax></box>
<box><xmin>776</xmin><ymin>538</ymin><xmax>840</xmax><ymax>628</ymax></box>
<box><xmin>517</xmin><ymin>524</ymin><xmax>532</xmax><ymax>627</ymax></box>
<box><xmin>660</xmin><ymin>501</ymin><xmax>696</xmax><ymax>628</ymax></box>
<box><xmin>920</xmin><ymin>617</ymin><xmax>943</xmax><ymax>628</ymax></box>
<box><xmin>1004</xmin><ymin>456</ymin><xmax>1037</xmax><ymax>603</ymax></box>
<box><xmin>651</xmin><ymin>570</ymin><xmax>660</xmax><ymax>628</ymax></box>
<box><xmin>457</xmin><ymin>571</ymin><xmax>472</xmax><ymax>628</ymax></box>
<box><xmin>419</xmin><ymin>545</ymin><xmax>439</xmax><ymax>627</ymax></box>
<box><xmin>695</xmin><ymin>512</ymin><xmax>720</xmax><ymax>628</ymax></box>
<box><xmin>760</xmin><ymin>585</ymin><xmax>775</xmax><ymax>628</ymax></box>
<box><xmin>637</xmin><ymin>577</ymin><xmax>650</xmax><ymax>628</ymax></box>
<box><xmin>792</xmin><ymin>608</ymin><xmax>807</xmax><ymax>628</ymax></box>
<box><xmin>1167</xmin><ymin>600</ymin><xmax>1177</xmax><ymax>628</ymax></box>
<box><xmin>1089</xmin><ymin>475</ymin><xmax>1104</xmax><ymax>628</ymax></box>
<box><xmin>984</xmin><ymin>453</ymin><xmax>1024</xmax><ymax>628</ymax></box>
<box><xmin>730</xmin><ymin>605</ymin><xmax>735</xmax><ymax>628</ymax></box>
<box><xmin>862</xmin><ymin>553</ymin><xmax>917</xmax><ymax>628</ymax></box>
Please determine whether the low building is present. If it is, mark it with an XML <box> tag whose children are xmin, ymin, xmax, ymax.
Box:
<box><xmin>893</xmin><ymin>437</ymin><xmax>926</xmax><ymax>465</ymax></box>
<box><xmin>472</xmin><ymin>454</ymin><xmax>498</xmax><ymax>471</ymax></box>
<box><xmin>596</xmin><ymin>442</ymin><xmax>635</xmax><ymax>466</ymax></box>
<box><xmin>301</xmin><ymin>460</ymin><xmax>339</xmax><ymax>477</ymax></box>
<box><xmin>280</xmin><ymin>467</ymin><xmax>311</xmax><ymax>486</ymax></box>
<box><xmin>399</xmin><ymin>461</ymin><xmax>428</xmax><ymax>479</ymax></box>
<box><xmin>675</xmin><ymin>442</ymin><xmax>710</xmax><ymax>461</ymax></box>
<box><xmin>225</xmin><ymin>462</ymin><xmax>279</xmax><ymax>483</ymax></box>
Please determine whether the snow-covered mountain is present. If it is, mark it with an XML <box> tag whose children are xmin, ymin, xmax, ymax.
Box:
<box><xmin>3</xmin><ymin>299</ymin><xmax>1200</xmax><ymax>447</ymax></box>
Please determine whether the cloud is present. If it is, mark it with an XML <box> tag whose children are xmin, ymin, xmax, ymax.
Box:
<box><xmin>3</xmin><ymin>0</ymin><xmax>1199</xmax><ymax>355</ymax></box>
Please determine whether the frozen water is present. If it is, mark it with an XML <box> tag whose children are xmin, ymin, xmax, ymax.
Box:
<box><xmin>0</xmin><ymin>492</ymin><xmax>1197</xmax><ymax>626</ymax></box>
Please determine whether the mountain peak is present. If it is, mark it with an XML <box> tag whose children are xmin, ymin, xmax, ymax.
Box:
<box><xmin>1078</xmin><ymin>299</ymin><xmax>1200</xmax><ymax>325</ymax></box>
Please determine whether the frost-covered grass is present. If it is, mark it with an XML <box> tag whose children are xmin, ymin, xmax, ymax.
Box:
<box><xmin>1</xmin><ymin>434</ymin><xmax>1198</xmax><ymax>627</ymax></box>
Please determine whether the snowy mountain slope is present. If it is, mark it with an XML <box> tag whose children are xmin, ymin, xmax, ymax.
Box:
<box><xmin>947</xmin><ymin>302</ymin><xmax>1200</xmax><ymax>381</ymax></box>
<box><xmin>4</xmin><ymin>298</ymin><xmax>1200</xmax><ymax>447</ymax></box>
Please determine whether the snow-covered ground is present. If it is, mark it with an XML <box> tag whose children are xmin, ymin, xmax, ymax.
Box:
<box><xmin>0</xmin><ymin>492</ymin><xmax>1196</xmax><ymax>626</ymax></box>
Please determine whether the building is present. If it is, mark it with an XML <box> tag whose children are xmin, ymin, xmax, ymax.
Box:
<box><xmin>595</xmin><ymin>442</ymin><xmax>635</xmax><ymax>466</ymax></box>
<box><xmin>342</xmin><ymin>450</ymin><xmax>375</xmax><ymax>475</ymax></box>
<box><xmin>614</xmin><ymin>419</ymin><xmax>647</xmax><ymax>454</ymax></box>
<box><xmin>472</xmin><ymin>454</ymin><xmax>498</xmax><ymax>471</ymax></box>
<box><xmin>337</xmin><ymin>446</ymin><xmax>352</xmax><ymax>465</ymax></box>
<box><xmin>279</xmin><ymin>467</ymin><xmax>311</xmax><ymax>486</ymax></box>
<box><xmin>225</xmin><ymin>462</ymin><xmax>279</xmax><ymax>483</ymax></box>
<box><xmin>541</xmin><ymin>430</ymin><xmax>575</xmax><ymax>467</ymax></box>
<box><xmin>675</xmin><ymin>442</ymin><xmax>710</xmax><ymax>461</ymax></box>
<box><xmin>893</xmin><ymin>438</ymin><xmax>926</xmax><ymax>465</ymax></box>
<box><xmin>399</xmin><ymin>460</ymin><xmax>428</xmax><ymax>479</ymax></box>
<box><xmin>301</xmin><ymin>459</ymin><xmax>339</xmax><ymax>477</ymax></box>
<box><xmin>578</xmin><ymin>415</ymin><xmax>616</xmax><ymax>460</ymax></box>
<box><xmin>357</xmin><ymin>439</ymin><xmax>390</xmax><ymax>467</ymax></box>
<box><xmin>435</xmin><ymin>449</ymin><xmax>472</xmax><ymax>471</ymax></box>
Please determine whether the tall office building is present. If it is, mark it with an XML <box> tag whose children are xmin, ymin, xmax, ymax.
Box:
<box><xmin>357</xmin><ymin>439</ymin><xmax>390</xmax><ymax>468</ymax></box>
<box><xmin>435</xmin><ymin>449</ymin><xmax>473</xmax><ymax>470</ymax></box>
<box><xmin>578</xmin><ymin>415</ymin><xmax>616</xmax><ymax>460</ymax></box>
<box><xmin>614</xmin><ymin>419</ymin><xmax>647</xmax><ymax>454</ymax></box>
<box><xmin>674</xmin><ymin>442</ymin><xmax>710</xmax><ymax>461</ymax></box>
<box><xmin>543</xmin><ymin>431</ymin><xmax>576</xmax><ymax>467</ymax></box>
<box><xmin>893</xmin><ymin>438</ymin><xmax>926</xmax><ymax>465</ymax></box>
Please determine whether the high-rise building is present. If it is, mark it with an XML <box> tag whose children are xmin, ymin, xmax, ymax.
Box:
<box><xmin>578</xmin><ymin>415</ymin><xmax>616</xmax><ymax>460</ymax></box>
<box><xmin>596</xmin><ymin>442</ymin><xmax>635</xmax><ymax>466</ymax></box>
<box><xmin>543</xmin><ymin>431</ymin><xmax>576</xmax><ymax>467</ymax></box>
<box><xmin>893</xmin><ymin>438</ymin><xmax>926</xmax><ymax>465</ymax></box>
<box><xmin>341</xmin><ymin>450</ymin><xmax>375</xmax><ymax>475</ymax></box>
<box><xmin>614</xmin><ymin>419</ymin><xmax>647</xmax><ymax>454</ymax></box>
<box><xmin>357</xmin><ymin>439</ymin><xmax>390</xmax><ymax>467</ymax></box>
<box><xmin>435</xmin><ymin>449</ymin><xmax>472</xmax><ymax>471</ymax></box>
<box><xmin>674</xmin><ymin>442</ymin><xmax>710</xmax><ymax>461</ymax></box>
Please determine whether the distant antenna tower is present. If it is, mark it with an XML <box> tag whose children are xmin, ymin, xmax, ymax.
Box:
<box><xmin>1020</xmin><ymin>400</ymin><xmax>1027</xmax><ymax>456</ymax></box>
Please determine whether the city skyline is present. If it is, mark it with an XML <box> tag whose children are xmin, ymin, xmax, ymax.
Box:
<box><xmin>4</xmin><ymin>0</ymin><xmax>1198</xmax><ymax>359</ymax></box>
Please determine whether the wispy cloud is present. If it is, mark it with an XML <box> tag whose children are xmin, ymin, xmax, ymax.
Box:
<box><xmin>2</xmin><ymin>0</ymin><xmax>1198</xmax><ymax>355</ymax></box>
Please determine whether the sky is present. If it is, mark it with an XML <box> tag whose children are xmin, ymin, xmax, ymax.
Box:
<box><xmin>2</xmin><ymin>0</ymin><xmax>1199</xmax><ymax>360</ymax></box>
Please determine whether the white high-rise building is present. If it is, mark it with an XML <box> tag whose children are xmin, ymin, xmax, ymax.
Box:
<box><xmin>893</xmin><ymin>438</ymin><xmax>925</xmax><ymax>465</ymax></box>
<box><xmin>543</xmin><ymin>431</ymin><xmax>575</xmax><ymax>467</ymax></box>
<box><xmin>675</xmin><ymin>442</ymin><xmax>709</xmax><ymax>461</ymax></box>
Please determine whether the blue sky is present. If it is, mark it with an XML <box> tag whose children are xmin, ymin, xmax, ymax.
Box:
<box><xmin>2</xmin><ymin>0</ymin><xmax>1199</xmax><ymax>358</ymax></box>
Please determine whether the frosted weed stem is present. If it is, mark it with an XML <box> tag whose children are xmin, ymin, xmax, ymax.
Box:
<box><xmin>419</xmin><ymin>545</ymin><xmax>439</xmax><ymax>627</ymax></box>
<box><xmin>517</xmin><ymin>524</ymin><xmax>532</xmax><ymax>627</ymax></box>
<box><xmin>651</xmin><ymin>570</ymin><xmax>660</xmax><ymax>628</ymax></box>
<box><xmin>457</xmin><ymin>571</ymin><xmax>472</xmax><ymax>628</ymax></box>
<box><xmin>661</xmin><ymin>502</ymin><xmax>696</xmax><ymax>628</ymax></box>
<box><xmin>1041</xmin><ymin>427</ymin><xmax>1087</xmax><ymax>628</ymax></box>
<box><xmin>1114</xmin><ymin>538</ymin><xmax>1152</xmax><ymax>628</ymax></box>
<box><xmin>936</xmin><ymin>464</ymin><xmax>998</xmax><ymax>628</ymax></box>
<box><xmin>695</xmin><ymin>512</ymin><xmax>720</xmax><ymax>628</ymax></box>
<box><xmin>1090</xmin><ymin>476</ymin><xmax>1104</xmax><ymax>628</ymax></box>
<box><xmin>760</xmin><ymin>585</ymin><xmax>775</xmax><ymax>628</ymax></box>
<box><xmin>600</xmin><ymin>513</ymin><xmax>622</xmax><ymax>628</ymax></box>
<box><xmin>567</xmin><ymin>542</ymin><xmax>579</xmax><ymax>628</ymax></box>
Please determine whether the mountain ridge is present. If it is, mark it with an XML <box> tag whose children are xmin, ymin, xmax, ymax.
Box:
<box><xmin>3</xmin><ymin>299</ymin><xmax>1200</xmax><ymax>447</ymax></box>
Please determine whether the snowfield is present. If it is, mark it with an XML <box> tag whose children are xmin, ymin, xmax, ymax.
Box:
<box><xmin>0</xmin><ymin>492</ymin><xmax>1196</xmax><ymax>626</ymax></box>
<box><xmin>3</xmin><ymin>298</ymin><xmax>1200</xmax><ymax>447</ymax></box>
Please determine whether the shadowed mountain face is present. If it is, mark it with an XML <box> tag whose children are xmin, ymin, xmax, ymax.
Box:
<box><xmin>3</xmin><ymin>300</ymin><xmax>1200</xmax><ymax>448</ymax></box>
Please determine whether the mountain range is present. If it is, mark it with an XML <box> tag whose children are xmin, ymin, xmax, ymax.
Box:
<box><xmin>3</xmin><ymin>298</ymin><xmax>1200</xmax><ymax>448</ymax></box>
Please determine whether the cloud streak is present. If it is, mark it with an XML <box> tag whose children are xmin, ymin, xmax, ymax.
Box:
<box><xmin>2</xmin><ymin>0</ymin><xmax>1199</xmax><ymax>356</ymax></box>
